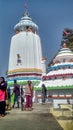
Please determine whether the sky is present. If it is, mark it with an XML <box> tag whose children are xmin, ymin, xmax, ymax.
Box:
<box><xmin>0</xmin><ymin>0</ymin><xmax>73</xmax><ymax>77</ymax></box>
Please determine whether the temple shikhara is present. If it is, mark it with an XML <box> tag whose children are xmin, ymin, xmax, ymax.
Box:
<box><xmin>7</xmin><ymin>9</ymin><xmax>73</xmax><ymax>108</ymax></box>
<box><xmin>7</xmin><ymin>11</ymin><xmax>45</xmax><ymax>85</ymax></box>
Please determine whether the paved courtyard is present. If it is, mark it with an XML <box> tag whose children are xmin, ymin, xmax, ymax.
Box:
<box><xmin>0</xmin><ymin>103</ymin><xmax>63</xmax><ymax>130</ymax></box>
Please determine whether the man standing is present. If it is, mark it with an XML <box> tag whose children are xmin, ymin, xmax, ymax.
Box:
<box><xmin>41</xmin><ymin>84</ymin><xmax>47</xmax><ymax>104</ymax></box>
<box><xmin>12</xmin><ymin>80</ymin><xmax>20</xmax><ymax>108</ymax></box>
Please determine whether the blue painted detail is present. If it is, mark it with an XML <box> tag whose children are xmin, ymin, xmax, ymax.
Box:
<box><xmin>48</xmin><ymin>64</ymin><xmax>73</xmax><ymax>71</ymax></box>
<box><xmin>7</xmin><ymin>77</ymin><xmax>41</xmax><ymax>82</ymax></box>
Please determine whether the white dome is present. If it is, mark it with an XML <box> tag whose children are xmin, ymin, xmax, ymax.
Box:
<box><xmin>14</xmin><ymin>13</ymin><xmax>38</xmax><ymax>32</ymax></box>
<box><xmin>54</xmin><ymin>47</ymin><xmax>73</xmax><ymax>62</ymax></box>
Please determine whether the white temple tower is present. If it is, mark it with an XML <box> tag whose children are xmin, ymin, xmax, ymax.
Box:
<box><xmin>7</xmin><ymin>12</ymin><xmax>43</xmax><ymax>84</ymax></box>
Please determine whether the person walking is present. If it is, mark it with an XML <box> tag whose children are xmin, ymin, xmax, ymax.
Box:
<box><xmin>0</xmin><ymin>77</ymin><xmax>7</xmax><ymax>117</ymax></box>
<box><xmin>25</xmin><ymin>81</ymin><xmax>34</xmax><ymax>111</ymax></box>
<box><xmin>41</xmin><ymin>84</ymin><xmax>47</xmax><ymax>104</ymax></box>
<box><xmin>12</xmin><ymin>80</ymin><xmax>20</xmax><ymax>108</ymax></box>
<box><xmin>21</xmin><ymin>86</ymin><xmax>24</xmax><ymax>111</ymax></box>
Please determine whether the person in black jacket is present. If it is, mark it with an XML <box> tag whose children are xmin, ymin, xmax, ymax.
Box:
<box><xmin>12</xmin><ymin>80</ymin><xmax>20</xmax><ymax>108</ymax></box>
<box><xmin>21</xmin><ymin>86</ymin><xmax>24</xmax><ymax>111</ymax></box>
<box><xmin>41</xmin><ymin>84</ymin><xmax>47</xmax><ymax>104</ymax></box>
<box><xmin>0</xmin><ymin>77</ymin><xmax>7</xmax><ymax>117</ymax></box>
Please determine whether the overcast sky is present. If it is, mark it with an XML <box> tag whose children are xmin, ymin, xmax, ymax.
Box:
<box><xmin>0</xmin><ymin>0</ymin><xmax>73</xmax><ymax>77</ymax></box>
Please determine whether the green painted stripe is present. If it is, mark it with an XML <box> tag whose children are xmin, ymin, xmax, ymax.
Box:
<box><xmin>34</xmin><ymin>85</ymin><xmax>73</xmax><ymax>91</ymax></box>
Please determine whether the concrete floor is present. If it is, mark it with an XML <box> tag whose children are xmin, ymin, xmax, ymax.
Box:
<box><xmin>0</xmin><ymin>103</ymin><xmax>63</xmax><ymax>130</ymax></box>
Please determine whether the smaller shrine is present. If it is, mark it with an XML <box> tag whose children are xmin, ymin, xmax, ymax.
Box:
<box><xmin>35</xmin><ymin>43</ymin><xmax>73</xmax><ymax>108</ymax></box>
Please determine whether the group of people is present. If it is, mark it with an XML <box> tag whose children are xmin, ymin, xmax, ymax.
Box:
<box><xmin>0</xmin><ymin>76</ymin><xmax>47</xmax><ymax>117</ymax></box>
<box><xmin>12</xmin><ymin>81</ymin><xmax>47</xmax><ymax>109</ymax></box>
<box><xmin>12</xmin><ymin>80</ymin><xmax>34</xmax><ymax>111</ymax></box>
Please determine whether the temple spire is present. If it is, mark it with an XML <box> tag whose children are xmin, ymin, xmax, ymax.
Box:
<box><xmin>24</xmin><ymin>3</ymin><xmax>29</xmax><ymax>16</ymax></box>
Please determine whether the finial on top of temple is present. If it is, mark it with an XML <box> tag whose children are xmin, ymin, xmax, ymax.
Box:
<box><xmin>63</xmin><ymin>43</ymin><xmax>67</xmax><ymax>48</ymax></box>
<box><xmin>14</xmin><ymin>4</ymin><xmax>38</xmax><ymax>33</ymax></box>
<box><xmin>24</xmin><ymin>2</ymin><xmax>29</xmax><ymax>16</ymax></box>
